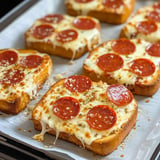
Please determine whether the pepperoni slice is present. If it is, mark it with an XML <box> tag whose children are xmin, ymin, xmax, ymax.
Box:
<box><xmin>146</xmin><ymin>43</ymin><xmax>160</xmax><ymax>57</ymax></box>
<box><xmin>86</xmin><ymin>105</ymin><xmax>117</xmax><ymax>130</ymax></box>
<box><xmin>136</xmin><ymin>20</ymin><xmax>157</xmax><ymax>34</ymax></box>
<box><xmin>56</xmin><ymin>29</ymin><xmax>78</xmax><ymax>42</ymax></box>
<box><xmin>73</xmin><ymin>17</ymin><xmax>96</xmax><ymax>30</ymax></box>
<box><xmin>130</xmin><ymin>58</ymin><xmax>155</xmax><ymax>76</ymax></box>
<box><xmin>97</xmin><ymin>53</ymin><xmax>123</xmax><ymax>72</ymax></box>
<box><xmin>153</xmin><ymin>2</ymin><xmax>160</xmax><ymax>10</ymax></box>
<box><xmin>147</xmin><ymin>11</ymin><xmax>160</xmax><ymax>23</ymax></box>
<box><xmin>75</xmin><ymin>0</ymin><xmax>93</xmax><ymax>3</ymax></box>
<box><xmin>107</xmin><ymin>84</ymin><xmax>133</xmax><ymax>106</ymax></box>
<box><xmin>111</xmin><ymin>39</ymin><xmax>135</xmax><ymax>55</ymax></box>
<box><xmin>1</xmin><ymin>69</ymin><xmax>25</xmax><ymax>85</ymax></box>
<box><xmin>32</xmin><ymin>24</ymin><xmax>54</xmax><ymax>39</ymax></box>
<box><xmin>64</xmin><ymin>75</ymin><xmax>92</xmax><ymax>92</ymax></box>
<box><xmin>52</xmin><ymin>97</ymin><xmax>80</xmax><ymax>120</ymax></box>
<box><xmin>103</xmin><ymin>0</ymin><xmax>124</xmax><ymax>9</ymax></box>
<box><xmin>41</xmin><ymin>14</ymin><xmax>64</xmax><ymax>23</ymax></box>
<box><xmin>20</xmin><ymin>55</ymin><xmax>43</xmax><ymax>68</ymax></box>
<box><xmin>0</xmin><ymin>50</ymin><xmax>18</xmax><ymax>67</ymax></box>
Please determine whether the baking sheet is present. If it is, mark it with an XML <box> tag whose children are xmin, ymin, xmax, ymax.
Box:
<box><xmin>0</xmin><ymin>0</ymin><xmax>160</xmax><ymax>159</ymax></box>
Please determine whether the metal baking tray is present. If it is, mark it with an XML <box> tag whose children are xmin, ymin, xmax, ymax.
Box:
<box><xmin>0</xmin><ymin>0</ymin><xmax>160</xmax><ymax>159</ymax></box>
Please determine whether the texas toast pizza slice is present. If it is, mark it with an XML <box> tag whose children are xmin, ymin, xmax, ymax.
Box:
<box><xmin>32</xmin><ymin>75</ymin><xmax>137</xmax><ymax>155</ymax></box>
<box><xmin>0</xmin><ymin>49</ymin><xmax>52</xmax><ymax>114</ymax></box>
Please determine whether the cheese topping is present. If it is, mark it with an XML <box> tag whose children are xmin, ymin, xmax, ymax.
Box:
<box><xmin>33</xmin><ymin>80</ymin><xmax>137</xmax><ymax>145</ymax></box>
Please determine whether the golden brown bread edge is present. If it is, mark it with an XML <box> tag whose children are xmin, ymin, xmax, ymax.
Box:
<box><xmin>25</xmin><ymin>39</ymin><xmax>99</xmax><ymax>60</ymax></box>
<box><xmin>65</xmin><ymin>0</ymin><xmax>135</xmax><ymax>24</ymax></box>
<box><xmin>32</xmin><ymin>79</ymin><xmax>138</xmax><ymax>156</ymax></box>
<box><xmin>0</xmin><ymin>93</ymin><xmax>30</xmax><ymax>115</ymax></box>
<box><xmin>0</xmin><ymin>49</ymin><xmax>52</xmax><ymax>114</ymax></box>
<box><xmin>24</xmin><ymin>23</ymin><xmax>101</xmax><ymax>60</ymax></box>
<box><xmin>83</xmin><ymin>64</ymin><xmax>160</xmax><ymax>96</ymax></box>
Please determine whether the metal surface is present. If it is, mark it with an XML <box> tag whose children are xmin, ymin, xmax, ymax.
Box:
<box><xmin>0</xmin><ymin>0</ymin><xmax>38</xmax><ymax>31</ymax></box>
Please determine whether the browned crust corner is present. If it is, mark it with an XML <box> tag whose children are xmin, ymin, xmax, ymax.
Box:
<box><xmin>0</xmin><ymin>93</ymin><xmax>30</xmax><ymax>114</ymax></box>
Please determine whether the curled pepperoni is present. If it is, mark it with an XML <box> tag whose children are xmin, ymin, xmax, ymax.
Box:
<box><xmin>97</xmin><ymin>53</ymin><xmax>123</xmax><ymax>72</ymax></box>
<box><xmin>107</xmin><ymin>84</ymin><xmax>133</xmax><ymax>106</ymax></box>
<box><xmin>146</xmin><ymin>43</ymin><xmax>160</xmax><ymax>57</ymax></box>
<box><xmin>0</xmin><ymin>50</ymin><xmax>18</xmax><ymax>67</ymax></box>
<box><xmin>20</xmin><ymin>55</ymin><xmax>43</xmax><ymax>68</ymax></box>
<box><xmin>56</xmin><ymin>29</ymin><xmax>78</xmax><ymax>42</ymax></box>
<box><xmin>41</xmin><ymin>14</ymin><xmax>64</xmax><ymax>23</ymax></box>
<box><xmin>111</xmin><ymin>39</ymin><xmax>135</xmax><ymax>55</ymax></box>
<box><xmin>32</xmin><ymin>24</ymin><xmax>54</xmax><ymax>39</ymax></box>
<box><xmin>0</xmin><ymin>69</ymin><xmax>25</xmax><ymax>85</ymax></box>
<box><xmin>73</xmin><ymin>17</ymin><xmax>96</xmax><ymax>30</ymax></box>
<box><xmin>52</xmin><ymin>97</ymin><xmax>80</xmax><ymax>120</ymax></box>
<box><xmin>130</xmin><ymin>58</ymin><xmax>155</xmax><ymax>76</ymax></box>
<box><xmin>64</xmin><ymin>75</ymin><xmax>92</xmax><ymax>92</ymax></box>
<box><xmin>136</xmin><ymin>20</ymin><xmax>157</xmax><ymax>34</ymax></box>
<box><xmin>103</xmin><ymin>0</ymin><xmax>124</xmax><ymax>9</ymax></box>
<box><xmin>147</xmin><ymin>11</ymin><xmax>160</xmax><ymax>23</ymax></box>
<box><xmin>86</xmin><ymin>105</ymin><xmax>117</xmax><ymax>130</ymax></box>
<box><xmin>75</xmin><ymin>0</ymin><xmax>93</xmax><ymax>3</ymax></box>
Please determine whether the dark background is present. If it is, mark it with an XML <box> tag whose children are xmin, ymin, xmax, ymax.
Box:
<box><xmin>0</xmin><ymin>0</ymin><xmax>25</xmax><ymax>18</ymax></box>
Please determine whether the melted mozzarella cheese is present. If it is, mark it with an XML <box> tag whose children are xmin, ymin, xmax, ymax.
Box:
<box><xmin>33</xmin><ymin>81</ymin><xmax>137</xmax><ymax>145</ymax></box>
<box><xmin>84</xmin><ymin>39</ymin><xmax>160</xmax><ymax>85</ymax></box>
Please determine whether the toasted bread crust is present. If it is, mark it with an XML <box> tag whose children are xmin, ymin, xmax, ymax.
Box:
<box><xmin>65</xmin><ymin>0</ymin><xmax>135</xmax><ymax>24</ymax></box>
<box><xmin>32</xmin><ymin>77</ymin><xmax>138</xmax><ymax>155</ymax></box>
<box><xmin>0</xmin><ymin>93</ymin><xmax>30</xmax><ymax>114</ymax></box>
<box><xmin>25</xmin><ymin>36</ymin><xmax>100</xmax><ymax>60</ymax></box>
<box><xmin>0</xmin><ymin>49</ymin><xmax>52</xmax><ymax>114</ymax></box>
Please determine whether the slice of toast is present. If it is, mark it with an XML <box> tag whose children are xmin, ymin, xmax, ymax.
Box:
<box><xmin>32</xmin><ymin>75</ymin><xmax>137</xmax><ymax>155</ymax></box>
